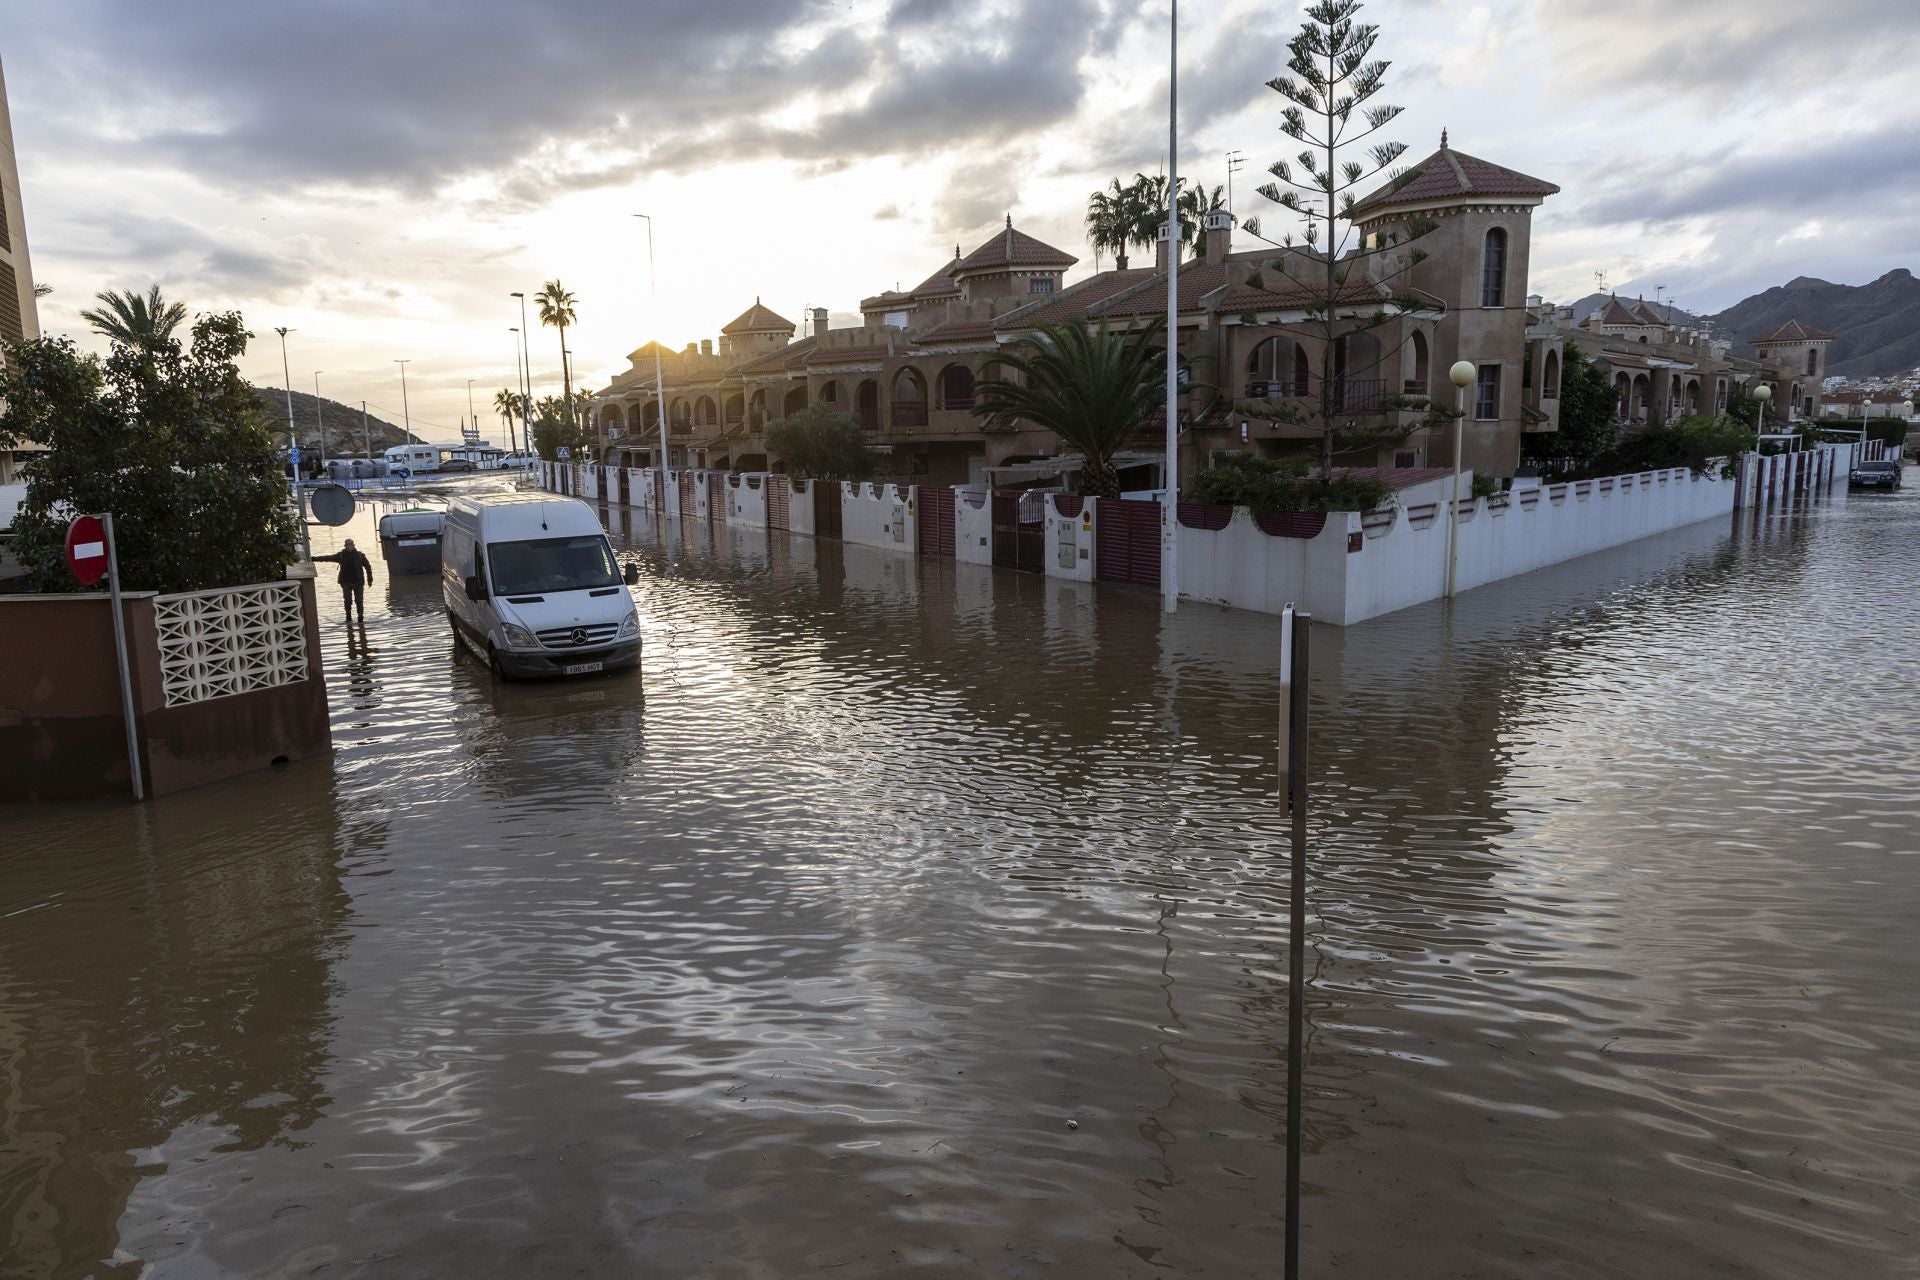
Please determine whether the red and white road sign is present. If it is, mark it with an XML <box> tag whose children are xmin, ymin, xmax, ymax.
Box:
<box><xmin>66</xmin><ymin>514</ymin><xmax>109</xmax><ymax>585</ymax></box>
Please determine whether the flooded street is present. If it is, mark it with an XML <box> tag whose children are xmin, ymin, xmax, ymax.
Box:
<box><xmin>5</xmin><ymin>477</ymin><xmax>1918</xmax><ymax>1278</ymax></box>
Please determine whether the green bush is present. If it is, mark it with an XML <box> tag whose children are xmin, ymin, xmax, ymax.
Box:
<box><xmin>1186</xmin><ymin>452</ymin><xmax>1394</xmax><ymax>513</ymax></box>
<box><xmin>1593</xmin><ymin>414</ymin><xmax>1749</xmax><ymax>479</ymax></box>
<box><xmin>1867</xmin><ymin>420</ymin><xmax>1909</xmax><ymax>447</ymax></box>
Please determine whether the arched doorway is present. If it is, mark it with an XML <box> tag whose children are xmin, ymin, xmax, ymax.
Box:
<box><xmin>1248</xmin><ymin>335</ymin><xmax>1309</xmax><ymax>397</ymax></box>
<box><xmin>1410</xmin><ymin>331</ymin><xmax>1430</xmax><ymax>395</ymax></box>
<box><xmin>1541</xmin><ymin>348</ymin><xmax>1559</xmax><ymax>401</ymax></box>
<box><xmin>1334</xmin><ymin>331</ymin><xmax>1382</xmax><ymax>411</ymax></box>
<box><xmin>695</xmin><ymin>396</ymin><xmax>717</xmax><ymax>426</ymax></box>
<box><xmin>856</xmin><ymin>379</ymin><xmax>880</xmax><ymax>429</ymax></box>
<box><xmin>783</xmin><ymin>385</ymin><xmax>808</xmax><ymax>414</ymax></box>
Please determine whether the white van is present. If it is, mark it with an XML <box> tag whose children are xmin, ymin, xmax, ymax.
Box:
<box><xmin>385</xmin><ymin>443</ymin><xmax>440</xmax><ymax>476</ymax></box>
<box><xmin>442</xmin><ymin>493</ymin><xmax>640</xmax><ymax>679</ymax></box>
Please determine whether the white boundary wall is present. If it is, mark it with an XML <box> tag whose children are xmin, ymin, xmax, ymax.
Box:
<box><xmin>1173</xmin><ymin>457</ymin><xmax>1822</xmax><ymax>626</ymax></box>
<box><xmin>1044</xmin><ymin>495</ymin><xmax>1096</xmax><ymax>581</ymax></box>
<box><xmin>955</xmin><ymin>486</ymin><xmax>992</xmax><ymax>565</ymax></box>
<box><xmin>787</xmin><ymin>479</ymin><xmax>818</xmax><ymax>537</ymax></box>
<box><xmin>727</xmin><ymin>473</ymin><xmax>770</xmax><ymax>528</ymax></box>
<box><xmin>842</xmin><ymin>482</ymin><xmax>918</xmax><ymax>553</ymax></box>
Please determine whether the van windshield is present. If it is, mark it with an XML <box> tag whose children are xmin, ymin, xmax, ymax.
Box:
<box><xmin>488</xmin><ymin>535</ymin><xmax>620</xmax><ymax>595</ymax></box>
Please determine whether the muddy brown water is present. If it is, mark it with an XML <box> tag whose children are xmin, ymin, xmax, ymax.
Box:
<box><xmin>4</xmin><ymin>475</ymin><xmax>1918</xmax><ymax>1278</ymax></box>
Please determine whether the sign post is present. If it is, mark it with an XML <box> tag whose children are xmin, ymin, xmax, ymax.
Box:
<box><xmin>1279</xmin><ymin>604</ymin><xmax>1311</xmax><ymax>1280</ymax></box>
<box><xmin>68</xmin><ymin>514</ymin><xmax>144</xmax><ymax>801</ymax></box>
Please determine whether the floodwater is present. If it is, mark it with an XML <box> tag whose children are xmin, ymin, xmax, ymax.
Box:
<box><xmin>4</xmin><ymin>472</ymin><xmax>1918</xmax><ymax>1278</ymax></box>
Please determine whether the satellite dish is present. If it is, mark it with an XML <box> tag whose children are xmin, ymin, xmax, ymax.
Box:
<box><xmin>310</xmin><ymin>484</ymin><xmax>356</xmax><ymax>527</ymax></box>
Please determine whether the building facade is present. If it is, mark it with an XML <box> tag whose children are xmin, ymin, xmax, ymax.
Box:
<box><xmin>588</xmin><ymin>139</ymin><xmax>1837</xmax><ymax>485</ymax></box>
<box><xmin>0</xmin><ymin>55</ymin><xmax>43</xmax><ymax>485</ymax></box>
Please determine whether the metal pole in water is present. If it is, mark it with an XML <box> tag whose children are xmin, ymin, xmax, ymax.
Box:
<box><xmin>1283</xmin><ymin>606</ymin><xmax>1311</xmax><ymax>1280</ymax></box>
<box><xmin>103</xmin><ymin>513</ymin><xmax>144</xmax><ymax>802</ymax></box>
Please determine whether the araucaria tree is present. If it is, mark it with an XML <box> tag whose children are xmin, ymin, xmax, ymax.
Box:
<box><xmin>972</xmin><ymin>318</ymin><xmax>1166</xmax><ymax>497</ymax></box>
<box><xmin>1239</xmin><ymin>0</ymin><xmax>1443</xmax><ymax>475</ymax></box>
<box><xmin>0</xmin><ymin>313</ymin><xmax>299</xmax><ymax>593</ymax></box>
<box><xmin>536</xmin><ymin>280</ymin><xmax>578</xmax><ymax>428</ymax></box>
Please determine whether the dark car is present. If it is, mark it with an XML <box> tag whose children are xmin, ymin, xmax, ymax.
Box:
<box><xmin>438</xmin><ymin>458</ymin><xmax>475</xmax><ymax>473</ymax></box>
<box><xmin>1848</xmin><ymin>460</ymin><xmax>1902</xmax><ymax>491</ymax></box>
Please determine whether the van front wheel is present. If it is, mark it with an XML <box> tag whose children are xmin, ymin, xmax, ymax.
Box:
<box><xmin>487</xmin><ymin>642</ymin><xmax>509</xmax><ymax>682</ymax></box>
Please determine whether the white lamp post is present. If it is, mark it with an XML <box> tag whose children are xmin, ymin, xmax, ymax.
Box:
<box><xmin>1162</xmin><ymin>0</ymin><xmax>1180</xmax><ymax>614</ymax></box>
<box><xmin>1752</xmin><ymin>382</ymin><xmax>1771</xmax><ymax>443</ymax></box>
<box><xmin>1446</xmin><ymin>360</ymin><xmax>1475</xmax><ymax>600</ymax></box>
<box><xmin>634</xmin><ymin>214</ymin><xmax>673</xmax><ymax>485</ymax></box>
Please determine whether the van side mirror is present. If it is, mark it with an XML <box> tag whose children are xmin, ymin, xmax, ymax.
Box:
<box><xmin>623</xmin><ymin>562</ymin><xmax>640</xmax><ymax>585</ymax></box>
<box><xmin>464</xmin><ymin>575</ymin><xmax>490</xmax><ymax>601</ymax></box>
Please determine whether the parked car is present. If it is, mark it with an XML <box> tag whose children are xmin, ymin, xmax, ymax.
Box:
<box><xmin>438</xmin><ymin>458</ymin><xmax>476</xmax><ymax>473</ymax></box>
<box><xmin>1848</xmin><ymin>460</ymin><xmax>1902</xmax><ymax>491</ymax></box>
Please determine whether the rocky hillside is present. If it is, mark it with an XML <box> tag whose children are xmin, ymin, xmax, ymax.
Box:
<box><xmin>249</xmin><ymin>386</ymin><xmax>412</xmax><ymax>457</ymax></box>
<box><xmin>1700</xmin><ymin>270</ymin><xmax>1920</xmax><ymax>377</ymax></box>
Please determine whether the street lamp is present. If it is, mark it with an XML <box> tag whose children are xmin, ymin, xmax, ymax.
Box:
<box><xmin>510</xmin><ymin>327</ymin><xmax>527</xmax><ymax>458</ymax></box>
<box><xmin>634</xmin><ymin>213</ymin><xmax>673</xmax><ymax>479</ymax></box>
<box><xmin>394</xmin><ymin>359</ymin><xmax>413</xmax><ymax>444</ymax></box>
<box><xmin>1161</xmin><ymin>0</ymin><xmax>1180</xmax><ymax>615</ymax></box>
<box><xmin>312</xmin><ymin>371</ymin><xmax>325</xmax><ymax>470</ymax></box>
<box><xmin>466</xmin><ymin>378</ymin><xmax>477</xmax><ymax>443</ymax></box>
<box><xmin>271</xmin><ymin>327</ymin><xmax>308</xmax><ymax>553</ymax></box>
<box><xmin>1447</xmin><ymin>359</ymin><xmax>1476</xmax><ymax>600</ymax></box>
<box><xmin>1752</xmin><ymin>382</ymin><xmax>1771</xmax><ymax>442</ymax></box>
<box><xmin>511</xmin><ymin>292</ymin><xmax>533</xmax><ymax>457</ymax></box>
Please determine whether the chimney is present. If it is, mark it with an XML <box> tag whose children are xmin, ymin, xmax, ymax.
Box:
<box><xmin>684</xmin><ymin>342</ymin><xmax>697</xmax><ymax>356</ymax></box>
<box><xmin>1201</xmin><ymin>209</ymin><xmax>1233</xmax><ymax>262</ymax></box>
<box><xmin>812</xmin><ymin>307</ymin><xmax>829</xmax><ymax>338</ymax></box>
<box><xmin>700</xmin><ymin>339</ymin><xmax>713</xmax><ymax>357</ymax></box>
<box><xmin>1156</xmin><ymin>220</ymin><xmax>1174</xmax><ymax>272</ymax></box>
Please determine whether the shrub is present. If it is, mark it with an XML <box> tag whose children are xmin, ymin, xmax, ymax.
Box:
<box><xmin>1186</xmin><ymin>452</ymin><xmax>1394</xmax><ymax>513</ymax></box>
<box><xmin>1593</xmin><ymin>414</ymin><xmax>1749</xmax><ymax>479</ymax></box>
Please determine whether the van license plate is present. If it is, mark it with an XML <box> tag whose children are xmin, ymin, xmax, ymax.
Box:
<box><xmin>564</xmin><ymin>661</ymin><xmax>603</xmax><ymax>675</ymax></box>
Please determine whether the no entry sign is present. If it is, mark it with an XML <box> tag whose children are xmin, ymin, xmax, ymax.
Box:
<box><xmin>66</xmin><ymin>514</ymin><xmax>109</xmax><ymax>585</ymax></box>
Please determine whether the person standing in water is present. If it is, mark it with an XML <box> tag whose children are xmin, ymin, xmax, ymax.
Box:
<box><xmin>314</xmin><ymin>538</ymin><xmax>375</xmax><ymax>624</ymax></box>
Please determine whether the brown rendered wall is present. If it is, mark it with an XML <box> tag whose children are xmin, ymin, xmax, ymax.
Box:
<box><xmin>0</xmin><ymin>574</ymin><xmax>332</xmax><ymax>802</ymax></box>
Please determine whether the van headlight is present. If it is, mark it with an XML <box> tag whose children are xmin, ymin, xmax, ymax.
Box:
<box><xmin>617</xmin><ymin>612</ymin><xmax>638</xmax><ymax>639</ymax></box>
<box><xmin>501</xmin><ymin>622</ymin><xmax>538</xmax><ymax>648</ymax></box>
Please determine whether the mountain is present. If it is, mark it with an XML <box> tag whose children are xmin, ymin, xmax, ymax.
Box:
<box><xmin>1564</xmin><ymin>292</ymin><xmax>1699</xmax><ymax>328</ymax></box>
<box><xmin>1700</xmin><ymin>269</ymin><xmax>1920</xmax><ymax>377</ymax></box>
<box><xmin>249</xmin><ymin>386</ymin><xmax>413</xmax><ymax>457</ymax></box>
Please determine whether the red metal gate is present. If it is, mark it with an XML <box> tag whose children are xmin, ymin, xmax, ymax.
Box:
<box><xmin>678</xmin><ymin>472</ymin><xmax>696</xmax><ymax>514</ymax></box>
<box><xmin>708</xmin><ymin>471</ymin><xmax>727</xmax><ymax>518</ymax></box>
<box><xmin>1096</xmin><ymin>497</ymin><xmax>1161</xmax><ymax>586</ymax></box>
<box><xmin>991</xmin><ymin>492</ymin><xmax>1044</xmax><ymax>573</ymax></box>
<box><xmin>767</xmin><ymin>476</ymin><xmax>791</xmax><ymax>529</ymax></box>
<box><xmin>917</xmin><ymin>486</ymin><xmax>955</xmax><ymax>557</ymax></box>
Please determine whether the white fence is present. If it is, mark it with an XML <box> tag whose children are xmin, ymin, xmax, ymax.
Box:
<box><xmin>955</xmin><ymin>486</ymin><xmax>992</xmax><ymax>565</ymax></box>
<box><xmin>842</xmin><ymin>482</ymin><xmax>917</xmax><ymax>553</ymax></box>
<box><xmin>727</xmin><ymin>473</ymin><xmax>770</xmax><ymax>528</ymax></box>
<box><xmin>153</xmin><ymin>581</ymin><xmax>309</xmax><ymax>707</ymax></box>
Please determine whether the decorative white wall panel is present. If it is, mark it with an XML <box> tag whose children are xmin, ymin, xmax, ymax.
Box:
<box><xmin>153</xmin><ymin>581</ymin><xmax>309</xmax><ymax>706</ymax></box>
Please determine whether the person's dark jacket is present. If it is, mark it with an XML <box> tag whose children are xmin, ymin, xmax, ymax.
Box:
<box><xmin>314</xmin><ymin>547</ymin><xmax>374</xmax><ymax>587</ymax></box>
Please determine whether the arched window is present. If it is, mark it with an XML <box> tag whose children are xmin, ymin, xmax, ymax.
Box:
<box><xmin>783</xmin><ymin>385</ymin><xmax>808</xmax><ymax>414</ymax></box>
<box><xmin>891</xmin><ymin>368</ymin><xmax>927</xmax><ymax>426</ymax></box>
<box><xmin>723</xmin><ymin>393</ymin><xmax>744</xmax><ymax>424</ymax></box>
<box><xmin>1805</xmin><ymin>348</ymin><xmax>1818</xmax><ymax>375</ymax></box>
<box><xmin>820</xmin><ymin>380</ymin><xmax>839</xmax><ymax>405</ymax></box>
<box><xmin>938</xmin><ymin>363</ymin><xmax>975</xmax><ymax>409</ymax></box>
<box><xmin>1481</xmin><ymin>228</ymin><xmax>1507</xmax><ymax>308</ymax></box>
<box><xmin>671</xmin><ymin>399</ymin><xmax>693</xmax><ymax>430</ymax></box>
<box><xmin>1247</xmin><ymin>336</ymin><xmax>1307</xmax><ymax>396</ymax></box>
<box><xmin>1411</xmin><ymin>331</ymin><xmax>1430</xmax><ymax>393</ymax></box>
<box><xmin>1541</xmin><ymin>349</ymin><xmax>1559</xmax><ymax>399</ymax></box>
<box><xmin>695</xmin><ymin>395</ymin><xmax>717</xmax><ymax>425</ymax></box>
<box><xmin>1334</xmin><ymin>331</ymin><xmax>1382</xmax><ymax>410</ymax></box>
<box><xmin>642</xmin><ymin>400</ymin><xmax>660</xmax><ymax>428</ymax></box>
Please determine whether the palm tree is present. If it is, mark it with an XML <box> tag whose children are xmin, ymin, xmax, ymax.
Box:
<box><xmin>80</xmin><ymin>285</ymin><xmax>187</xmax><ymax>349</ymax></box>
<box><xmin>493</xmin><ymin>387</ymin><xmax>526</xmax><ymax>452</ymax></box>
<box><xmin>1180</xmin><ymin>183</ymin><xmax>1228</xmax><ymax>257</ymax></box>
<box><xmin>1084</xmin><ymin>178</ymin><xmax>1132</xmax><ymax>271</ymax></box>
<box><xmin>535</xmin><ymin>280</ymin><xmax>578</xmax><ymax>428</ymax></box>
<box><xmin>1126</xmin><ymin>173</ymin><xmax>1169</xmax><ymax>259</ymax></box>
<box><xmin>971</xmin><ymin>317</ymin><xmax>1167</xmax><ymax>498</ymax></box>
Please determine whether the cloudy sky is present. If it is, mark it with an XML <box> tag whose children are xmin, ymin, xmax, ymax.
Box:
<box><xmin>2</xmin><ymin>0</ymin><xmax>1914</xmax><ymax>437</ymax></box>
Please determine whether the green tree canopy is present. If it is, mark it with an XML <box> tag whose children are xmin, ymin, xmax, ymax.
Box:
<box><xmin>0</xmin><ymin>313</ymin><xmax>299</xmax><ymax>593</ymax></box>
<box><xmin>1522</xmin><ymin>342</ymin><xmax>1617</xmax><ymax>473</ymax></box>
<box><xmin>763</xmin><ymin>405</ymin><xmax>877</xmax><ymax>481</ymax></box>
<box><xmin>972</xmin><ymin>318</ymin><xmax>1166</xmax><ymax>498</ymax></box>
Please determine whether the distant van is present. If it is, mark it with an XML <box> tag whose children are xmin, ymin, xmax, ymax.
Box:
<box><xmin>442</xmin><ymin>493</ymin><xmax>640</xmax><ymax>679</ymax></box>
<box><xmin>385</xmin><ymin>443</ymin><xmax>439</xmax><ymax>476</ymax></box>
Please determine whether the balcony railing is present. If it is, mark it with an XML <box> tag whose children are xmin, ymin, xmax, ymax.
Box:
<box><xmin>892</xmin><ymin>401</ymin><xmax>928</xmax><ymax>427</ymax></box>
<box><xmin>1245</xmin><ymin>379</ymin><xmax>1311</xmax><ymax>399</ymax></box>
<box><xmin>1331</xmin><ymin>378</ymin><xmax>1385</xmax><ymax>413</ymax></box>
<box><xmin>938</xmin><ymin>395</ymin><xmax>975</xmax><ymax>410</ymax></box>
<box><xmin>1403</xmin><ymin>379</ymin><xmax>1426</xmax><ymax>396</ymax></box>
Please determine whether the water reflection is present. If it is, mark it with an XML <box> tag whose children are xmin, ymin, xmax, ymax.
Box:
<box><xmin>3</xmin><ymin>478</ymin><xmax>1916</xmax><ymax>1277</ymax></box>
<box><xmin>0</xmin><ymin>777</ymin><xmax>358</xmax><ymax>1277</ymax></box>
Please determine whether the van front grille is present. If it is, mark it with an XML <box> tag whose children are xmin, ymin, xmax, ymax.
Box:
<box><xmin>537</xmin><ymin>623</ymin><xmax>620</xmax><ymax>649</ymax></box>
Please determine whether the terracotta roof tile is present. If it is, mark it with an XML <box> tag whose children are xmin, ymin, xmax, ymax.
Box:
<box><xmin>1750</xmin><ymin>319</ymin><xmax>1837</xmax><ymax>343</ymax></box>
<box><xmin>735</xmin><ymin>335</ymin><xmax>816</xmax><ymax>375</ymax></box>
<box><xmin>996</xmin><ymin>268</ymin><xmax>1156</xmax><ymax>327</ymax></box>
<box><xmin>956</xmin><ymin>221</ymin><xmax>1076</xmax><ymax>274</ymax></box>
<box><xmin>1351</xmin><ymin>146</ymin><xmax>1559</xmax><ymax>218</ymax></box>
<box><xmin>916</xmin><ymin>319</ymin><xmax>998</xmax><ymax>344</ymax></box>
<box><xmin>721</xmin><ymin>299</ymin><xmax>795</xmax><ymax>334</ymax></box>
<box><xmin>807</xmin><ymin>344</ymin><xmax>899</xmax><ymax>366</ymax></box>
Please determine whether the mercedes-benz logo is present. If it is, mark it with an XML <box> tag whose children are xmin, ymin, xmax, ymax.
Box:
<box><xmin>569</xmin><ymin>627</ymin><xmax>588</xmax><ymax>646</ymax></box>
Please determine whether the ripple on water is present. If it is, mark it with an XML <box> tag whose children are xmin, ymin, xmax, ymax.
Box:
<box><xmin>2</xmin><ymin>478</ymin><xmax>1918</xmax><ymax>1277</ymax></box>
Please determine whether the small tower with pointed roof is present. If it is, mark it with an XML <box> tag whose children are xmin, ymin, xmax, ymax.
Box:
<box><xmin>717</xmin><ymin>297</ymin><xmax>794</xmax><ymax>359</ymax></box>
<box><xmin>950</xmin><ymin>217</ymin><xmax>1076</xmax><ymax>303</ymax></box>
<box><xmin>1750</xmin><ymin>320</ymin><xmax>1835</xmax><ymax>420</ymax></box>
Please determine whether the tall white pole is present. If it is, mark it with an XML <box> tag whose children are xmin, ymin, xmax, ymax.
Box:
<box><xmin>395</xmin><ymin>359</ymin><xmax>412</xmax><ymax>443</ymax></box>
<box><xmin>313</xmin><ymin>370</ymin><xmax>325</xmax><ymax>469</ymax></box>
<box><xmin>275</xmin><ymin>327</ymin><xmax>308</xmax><ymax>553</ymax></box>
<box><xmin>515</xmin><ymin>293</ymin><xmax>535</xmax><ymax>460</ymax></box>
<box><xmin>103</xmin><ymin>512</ymin><xmax>144</xmax><ymax>802</ymax></box>
<box><xmin>1162</xmin><ymin>0</ymin><xmax>1180</xmax><ymax>614</ymax></box>
<box><xmin>636</xmin><ymin>214</ymin><xmax>673</xmax><ymax>486</ymax></box>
